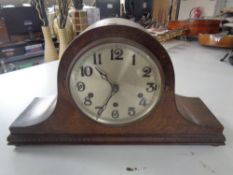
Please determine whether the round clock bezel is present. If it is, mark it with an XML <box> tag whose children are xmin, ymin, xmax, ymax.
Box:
<box><xmin>67</xmin><ymin>37</ymin><xmax>165</xmax><ymax>125</ymax></box>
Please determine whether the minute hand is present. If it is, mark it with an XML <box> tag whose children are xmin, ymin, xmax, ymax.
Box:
<box><xmin>95</xmin><ymin>67</ymin><xmax>114</xmax><ymax>86</ymax></box>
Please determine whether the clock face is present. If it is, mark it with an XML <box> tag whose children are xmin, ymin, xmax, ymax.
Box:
<box><xmin>68</xmin><ymin>40</ymin><xmax>164</xmax><ymax>125</ymax></box>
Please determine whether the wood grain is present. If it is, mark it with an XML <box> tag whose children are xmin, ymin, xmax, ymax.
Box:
<box><xmin>168</xmin><ymin>20</ymin><xmax>220</xmax><ymax>37</ymax></box>
<box><xmin>8</xmin><ymin>19</ymin><xmax>225</xmax><ymax>145</ymax></box>
<box><xmin>198</xmin><ymin>33</ymin><xmax>233</xmax><ymax>48</ymax></box>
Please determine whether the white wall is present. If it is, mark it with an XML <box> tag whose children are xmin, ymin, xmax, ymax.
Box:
<box><xmin>178</xmin><ymin>0</ymin><xmax>226</xmax><ymax>20</ymax></box>
<box><xmin>226</xmin><ymin>0</ymin><xmax>233</xmax><ymax>7</ymax></box>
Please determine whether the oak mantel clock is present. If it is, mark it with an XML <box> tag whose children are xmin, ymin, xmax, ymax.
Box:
<box><xmin>8</xmin><ymin>18</ymin><xmax>225</xmax><ymax>145</ymax></box>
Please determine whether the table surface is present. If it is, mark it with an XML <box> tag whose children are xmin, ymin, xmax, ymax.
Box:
<box><xmin>0</xmin><ymin>40</ymin><xmax>233</xmax><ymax>175</ymax></box>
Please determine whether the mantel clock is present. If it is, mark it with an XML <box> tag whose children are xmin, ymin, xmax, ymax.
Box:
<box><xmin>8</xmin><ymin>18</ymin><xmax>225</xmax><ymax>145</ymax></box>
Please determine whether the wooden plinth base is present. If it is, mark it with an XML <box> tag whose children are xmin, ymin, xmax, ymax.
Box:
<box><xmin>7</xmin><ymin>95</ymin><xmax>225</xmax><ymax>146</ymax></box>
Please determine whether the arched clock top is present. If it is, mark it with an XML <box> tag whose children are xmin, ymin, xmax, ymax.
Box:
<box><xmin>58</xmin><ymin>18</ymin><xmax>175</xmax><ymax>103</ymax></box>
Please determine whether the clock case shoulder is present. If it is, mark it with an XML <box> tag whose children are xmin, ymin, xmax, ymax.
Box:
<box><xmin>7</xmin><ymin>18</ymin><xmax>225</xmax><ymax>146</ymax></box>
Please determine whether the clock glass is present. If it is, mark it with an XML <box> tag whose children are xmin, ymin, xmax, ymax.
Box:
<box><xmin>68</xmin><ymin>39</ymin><xmax>164</xmax><ymax>125</ymax></box>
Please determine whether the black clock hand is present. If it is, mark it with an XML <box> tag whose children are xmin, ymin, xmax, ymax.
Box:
<box><xmin>95</xmin><ymin>66</ymin><xmax>119</xmax><ymax>118</ymax></box>
<box><xmin>96</xmin><ymin>84</ymin><xmax>119</xmax><ymax>118</ymax></box>
<box><xmin>96</xmin><ymin>92</ymin><xmax>113</xmax><ymax>117</ymax></box>
<box><xmin>95</xmin><ymin>67</ymin><xmax>114</xmax><ymax>86</ymax></box>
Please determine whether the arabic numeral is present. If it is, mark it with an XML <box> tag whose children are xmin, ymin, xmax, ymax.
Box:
<box><xmin>81</xmin><ymin>66</ymin><xmax>93</xmax><ymax>77</ymax></box>
<box><xmin>93</xmin><ymin>53</ymin><xmax>102</xmax><ymax>65</ymax></box>
<box><xmin>111</xmin><ymin>110</ymin><xmax>119</xmax><ymax>119</ymax></box>
<box><xmin>143</xmin><ymin>66</ymin><xmax>152</xmax><ymax>78</ymax></box>
<box><xmin>132</xmin><ymin>54</ymin><xmax>136</xmax><ymax>65</ymax></box>
<box><xmin>76</xmin><ymin>81</ymin><xmax>85</xmax><ymax>92</ymax></box>
<box><xmin>139</xmin><ymin>98</ymin><xmax>147</xmax><ymax>107</ymax></box>
<box><xmin>111</xmin><ymin>48</ymin><xmax>123</xmax><ymax>60</ymax></box>
<box><xmin>137</xmin><ymin>93</ymin><xmax>147</xmax><ymax>107</ymax></box>
<box><xmin>84</xmin><ymin>93</ymin><xmax>94</xmax><ymax>106</ymax></box>
<box><xmin>146</xmin><ymin>82</ymin><xmax>157</xmax><ymax>93</ymax></box>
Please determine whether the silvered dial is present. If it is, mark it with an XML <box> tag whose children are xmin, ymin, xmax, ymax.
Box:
<box><xmin>68</xmin><ymin>41</ymin><xmax>164</xmax><ymax>125</ymax></box>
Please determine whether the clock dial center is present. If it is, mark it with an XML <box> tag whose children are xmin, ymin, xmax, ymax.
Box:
<box><xmin>112</xmin><ymin>84</ymin><xmax>119</xmax><ymax>94</ymax></box>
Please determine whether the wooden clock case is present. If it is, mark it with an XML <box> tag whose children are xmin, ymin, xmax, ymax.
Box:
<box><xmin>8</xmin><ymin>19</ymin><xmax>225</xmax><ymax>145</ymax></box>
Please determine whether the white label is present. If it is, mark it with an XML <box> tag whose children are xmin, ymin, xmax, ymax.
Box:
<box><xmin>107</xmin><ymin>3</ymin><xmax>113</xmax><ymax>9</ymax></box>
<box><xmin>143</xmin><ymin>2</ymin><xmax>147</xmax><ymax>9</ymax></box>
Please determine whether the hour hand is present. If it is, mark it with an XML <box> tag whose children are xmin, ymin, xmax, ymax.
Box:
<box><xmin>95</xmin><ymin>106</ymin><xmax>105</xmax><ymax>117</ymax></box>
<box><xmin>95</xmin><ymin>84</ymin><xmax>119</xmax><ymax>118</ymax></box>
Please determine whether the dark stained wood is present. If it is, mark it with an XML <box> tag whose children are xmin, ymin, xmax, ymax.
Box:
<box><xmin>167</xmin><ymin>19</ymin><xmax>220</xmax><ymax>37</ymax></box>
<box><xmin>0</xmin><ymin>19</ymin><xmax>10</xmax><ymax>45</ymax></box>
<box><xmin>8</xmin><ymin>19</ymin><xmax>225</xmax><ymax>145</ymax></box>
